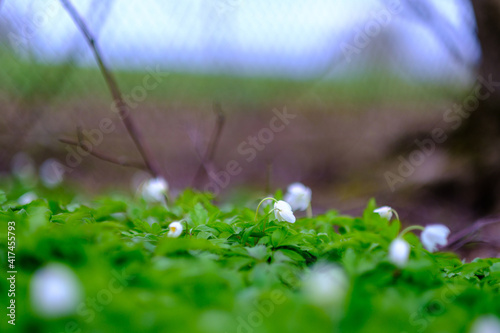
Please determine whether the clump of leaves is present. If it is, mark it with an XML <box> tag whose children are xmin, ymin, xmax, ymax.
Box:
<box><xmin>0</xmin><ymin>189</ymin><xmax>498</xmax><ymax>333</ymax></box>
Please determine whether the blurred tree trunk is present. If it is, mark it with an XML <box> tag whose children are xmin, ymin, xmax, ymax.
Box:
<box><xmin>449</xmin><ymin>0</ymin><xmax>500</xmax><ymax>216</ymax></box>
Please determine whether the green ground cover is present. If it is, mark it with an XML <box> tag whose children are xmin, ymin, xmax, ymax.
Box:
<box><xmin>0</xmin><ymin>181</ymin><xmax>498</xmax><ymax>333</ymax></box>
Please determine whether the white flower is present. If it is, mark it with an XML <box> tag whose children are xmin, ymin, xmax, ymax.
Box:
<box><xmin>30</xmin><ymin>263</ymin><xmax>82</xmax><ymax>318</ymax></box>
<box><xmin>39</xmin><ymin>159</ymin><xmax>64</xmax><ymax>188</ymax></box>
<box><xmin>302</xmin><ymin>263</ymin><xmax>349</xmax><ymax>306</ymax></box>
<box><xmin>11</xmin><ymin>152</ymin><xmax>36</xmax><ymax>183</ymax></box>
<box><xmin>470</xmin><ymin>315</ymin><xmax>500</xmax><ymax>333</ymax></box>
<box><xmin>18</xmin><ymin>192</ymin><xmax>38</xmax><ymax>205</ymax></box>
<box><xmin>167</xmin><ymin>221</ymin><xmax>183</xmax><ymax>238</ymax></box>
<box><xmin>421</xmin><ymin>224</ymin><xmax>450</xmax><ymax>252</ymax></box>
<box><xmin>284</xmin><ymin>182</ymin><xmax>311</xmax><ymax>211</ymax></box>
<box><xmin>274</xmin><ymin>200</ymin><xmax>296</xmax><ymax>223</ymax></box>
<box><xmin>374</xmin><ymin>206</ymin><xmax>393</xmax><ymax>220</ymax></box>
<box><xmin>141</xmin><ymin>177</ymin><xmax>168</xmax><ymax>202</ymax></box>
<box><xmin>131</xmin><ymin>170</ymin><xmax>151</xmax><ymax>194</ymax></box>
<box><xmin>389</xmin><ymin>238</ymin><xmax>410</xmax><ymax>267</ymax></box>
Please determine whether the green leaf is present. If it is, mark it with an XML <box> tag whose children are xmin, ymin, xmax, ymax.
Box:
<box><xmin>271</xmin><ymin>228</ymin><xmax>287</xmax><ymax>247</ymax></box>
<box><xmin>155</xmin><ymin>238</ymin><xmax>217</xmax><ymax>256</ymax></box>
<box><xmin>93</xmin><ymin>198</ymin><xmax>127</xmax><ymax>220</ymax></box>
<box><xmin>0</xmin><ymin>190</ymin><xmax>6</xmax><ymax>204</ymax></box>
<box><xmin>207</xmin><ymin>221</ymin><xmax>234</xmax><ymax>234</ymax></box>
<box><xmin>27</xmin><ymin>204</ymin><xmax>51</xmax><ymax>232</ymax></box>
<box><xmin>245</xmin><ymin>245</ymin><xmax>269</xmax><ymax>261</ymax></box>
<box><xmin>190</xmin><ymin>203</ymin><xmax>209</xmax><ymax>226</ymax></box>
<box><xmin>276</xmin><ymin>249</ymin><xmax>305</xmax><ymax>263</ymax></box>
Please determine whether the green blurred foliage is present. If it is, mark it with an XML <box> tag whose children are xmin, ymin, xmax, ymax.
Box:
<box><xmin>0</xmin><ymin>186</ymin><xmax>498</xmax><ymax>333</ymax></box>
<box><xmin>0</xmin><ymin>48</ymin><xmax>466</xmax><ymax>109</ymax></box>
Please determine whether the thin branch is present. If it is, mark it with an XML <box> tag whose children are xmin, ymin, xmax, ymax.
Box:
<box><xmin>186</xmin><ymin>127</ymin><xmax>217</xmax><ymax>185</ymax></box>
<box><xmin>191</xmin><ymin>101</ymin><xmax>225</xmax><ymax>186</ymax></box>
<box><xmin>448</xmin><ymin>235</ymin><xmax>476</xmax><ymax>253</ymax></box>
<box><xmin>205</xmin><ymin>102</ymin><xmax>225</xmax><ymax>163</ymax></box>
<box><xmin>59</xmin><ymin>137</ymin><xmax>145</xmax><ymax>170</ymax></box>
<box><xmin>60</xmin><ymin>0</ymin><xmax>162</xmax><ymax>178</ymax></box>
<box><xmin>190</xmin><ymin>136</ymin><xmax>216</xmax><ymax>181</ymax></box>
<box><xmin>445</xmin><ymin>217</ymin><xmax>500</xmax><ymax>250</ymax></box>
<box><xmin>451</xmin><ymin>240</ymin><xmax>500</xmax><ymax>254</ymax></box>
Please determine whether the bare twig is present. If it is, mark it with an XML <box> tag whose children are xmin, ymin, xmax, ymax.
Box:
<box><xmin>445</xmin><ymin>217</ymin><xmax>500</xmax><ymax>250</ymax></box>
<box><xmin>60</xmin><ymin>0</ymin><xmax>162</xmax><ymax>178</ymax></box>
<box><xmin>452</xmin><ymin>240</ymin><xmax>500</xmax><ymax>254</ymax></box>
<box><xmin>2</xmin><ymin>1</ymin><xmax>114</xmax><ymax>166</ymax></box>
<box><xmin>59</xmin><ymin>137</ymin><xmax>145</xmax><ymax>170</ymax></box>
<box><xmin>190</xmin><ymin>136</ymin><xmax>216</xmax><ymax>182</ymax></box>
<box><xmin>191</xmin><ymin>101</ymin><xmax>225</xmax><ymax>186</ymax></box>
<box><xmin>205</xmin><ymin>102</ymin><xmax>225</xmax><ymax>163</ymax></box>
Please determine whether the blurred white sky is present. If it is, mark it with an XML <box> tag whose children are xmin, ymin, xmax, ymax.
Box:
<box><xmin>1</xmin><ymin>0</ymin><xmax>480</xmax><ymax>81</ymax></box>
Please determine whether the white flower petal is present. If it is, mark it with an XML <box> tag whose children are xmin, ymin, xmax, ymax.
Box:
<box><xmin>30</xmin><ymin>263</ymin><xmax>82</xmax><ymax>318</ymax></box>
<box><xmin>274</xmin><ymin>208</ymin><xmax>283</xmax><ymax>221</ymax></box>
<box><xmin>281</xmin><ymin>209</ymin><xmax>296</xmax><ymax>223</ymax></box>
<box><xmin>421</xmin><ymin>224</ymin><xmax>450</xmax><ymax>252</ymax></box>
<box><xmin>274</xmin><ymin>200</ymin><xmax>296</xmax><ymax>223</ymax></box>
<box><xmin>302</xmin><ymin>263</ymin><xmax>349</xmax><ymax>306</ymax></box>
<box><xmin>167</xmin><ymin>221</ymin><xmax>183</xmax><ymax>238</ymax></box>
<box><xmin>284</xmin><ymin>182</ymin><xmax>312</xmax><ymax>211</ymax></box>
<box><xmin>389</xmin><ymin>238</ymin><xmax>410</xmax><ymax>267</ymax></box>
<box><xmin>470</xmin><ymin>315</ymin><xmax>500</xmax><ymax>333</ymax></box>
<box><xmin>11</xmin><ymin>152</ymin><xmax>36</xmax><ymax>182</ymax></box>
<box><xmin>141</xmin><ymin>177</ymin><xmax>168</xmax><ymax>202</ymax></box>
<box><xmin>18</xmin><ymin>192</ymin><xmax>38</xmax><ymax>205</ymax></box>
<box><xmin>39</xmin><ymin>159</ymin><xmax>65</xmax><ymax>188</ymax></box>
<box><xmin>374</xmin><ymin>206</ymin><xmax>393</xmax><ymax>220</ymax></box>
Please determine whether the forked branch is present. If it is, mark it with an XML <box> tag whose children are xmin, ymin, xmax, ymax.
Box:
<box><xmin>60</xmin><ymin>0</ymin><xmax>162</xmax><ymax>178</ymax></box>
<box><xmin>59</xmin><ymin>136</ymin><xmax>145</xmax><ymax>170</ymax></box>
<box><xmin>446</xmin><ymin>217</ymin><xmax>500</xmax><ymax>251</ymax></box>
<box><xmin>191</xmin><ymin>101</ymin><xmax>226</xmax><ymax>186</ymax></box>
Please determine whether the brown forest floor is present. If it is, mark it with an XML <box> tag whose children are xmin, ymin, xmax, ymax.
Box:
<box><xmin>2</xmin><ymin>97</ymin><xmax>499</xmax><ymax>260</ymax></box>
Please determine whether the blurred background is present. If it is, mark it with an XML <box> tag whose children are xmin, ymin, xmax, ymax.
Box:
<box><xmin>1</xmin><ymin>0</ymin><xmax>499</xmax><ymax>257</ymax></box>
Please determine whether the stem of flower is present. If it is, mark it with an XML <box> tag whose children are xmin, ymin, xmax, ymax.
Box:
<box><xmin>254</xmin><ymin>197</ymin><xmax>277</xmax><ymax>221</ymax></box>
<box><xmin>391</xmin><ymin>209</ymin><xmax>400</xmax><ymax>223</ymax></box>
<box><xmin>398</xmin><ymin>225</ymin><xmax>425</xmax><ymax>238</ymax></box>
<box><xmin>306</xmin><ymin>203</ymin><xmax>312</xmax><ymax>218</ymax></box>
<box><xmin>163</xmin><ymin>191</ymin><xmax>171</xmax><ymax>206</ymax></box>
<box><xmin>180</xmin><ymin>220</ymin><xmax>189</xmax><ymax>238</ymax></box>
<box><xmin>262</xmin><ymin>209</ymin><xmax>277</xmax><ymax>233</ymax></box>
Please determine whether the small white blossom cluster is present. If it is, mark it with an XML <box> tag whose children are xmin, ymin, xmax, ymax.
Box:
<box><xmin>256</xmin><ymin>182</ymin><xmax>312</xmax><ymax>224</ymax></box>
<box><xmin>276</xmin><ymin>182</ymin><xmax>312</xmax><ymax>223</ymax></box>
<box><xmin>374</xmin><ymin>206</ymin><xmax>451</xmax><ymax>268</ymax></box>
<box><xmin>141</xmin><ymin>174</ymin><xmax>283</xmax><ymax>239</ymax></box>
<box><xmin>134</xmin><ymin>175</ymin><xmax>182</xmax><ymax>238</ymax></box>
<box><xmin>11</xmin><ymin>153</ymin><xmax>65</xmax><ymax>188</ymax></box>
